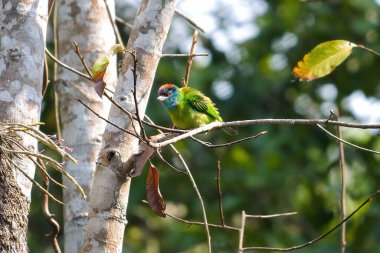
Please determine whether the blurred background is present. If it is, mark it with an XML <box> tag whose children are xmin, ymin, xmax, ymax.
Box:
<box><xmin>31</xmin><ymin>0</ymin><xmax>380</xmax><ymax>252</ymax></box>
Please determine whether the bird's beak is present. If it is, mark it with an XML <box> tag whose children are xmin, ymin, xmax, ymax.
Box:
<box><xmin>157</xmin><ymin>95</ymin><xmax>168</xmax><ymax>102</ymax></box>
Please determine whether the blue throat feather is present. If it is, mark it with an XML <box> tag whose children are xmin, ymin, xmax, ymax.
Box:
<box><xmin>162</xmin><ymin>88</ymin><xmax>179</xmax><ymax>110</ymax></box>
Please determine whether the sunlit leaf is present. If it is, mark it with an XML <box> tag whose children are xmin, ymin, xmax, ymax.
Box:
<box><xmin>293</xmin><ymin>40</ymin><xmax>357</xmax><ymax>81</ymax></box>
<box><xmin>146</xmin><ymin>165</ymin><xmax>166</xmax><ymax>217</ymax></box>
<box><xmin>91</xmin><ymin>44</ymin><xmax>124</xmax><ymax>97</ymax></box>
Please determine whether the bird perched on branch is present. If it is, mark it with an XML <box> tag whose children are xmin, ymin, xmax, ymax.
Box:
<box><xmin>157</xmin><ymin>83</ymin><xmax>236</xmax><ymax>135</ymax></box>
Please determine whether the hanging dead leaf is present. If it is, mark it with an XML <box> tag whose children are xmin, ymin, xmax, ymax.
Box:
<box><xmin>130</xmin><ymin>142</ymin><xmax>155</xmax><ymax>177</ymax></box>
<box><xmin>146</xmin><ymin>165</ymin><xmax>166</xmax><ymax>217</ymax></box>
<box><xmin>130</xmin><ymin>134</ymin><xmax>164</xmax><ymax>177</ymax></box>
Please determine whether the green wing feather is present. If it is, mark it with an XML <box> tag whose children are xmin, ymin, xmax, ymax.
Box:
<box><xmin>182</xmin><ymin>87</ymin><xmax>223</xmax><ymax>122</ymax></box>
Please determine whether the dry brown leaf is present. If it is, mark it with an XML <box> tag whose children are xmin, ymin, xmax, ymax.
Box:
<box><xmin>146</xmin><ymin>165</ymin><xmax>166</xmax><ymax>217</ymax></box>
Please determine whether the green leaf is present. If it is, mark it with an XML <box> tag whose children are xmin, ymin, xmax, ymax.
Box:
<box><xmin>91</xmin><ymin>44</ymin><xmax>125</xmax><ymax>97</ymax></box>
<box><xmin>293</xmin><ymin>40</ymin><xmax>357</xmax><ymax>81</ymax></box>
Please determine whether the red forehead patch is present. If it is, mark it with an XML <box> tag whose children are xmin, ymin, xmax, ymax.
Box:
<box><xmin>160</xmin><ymin>83</ymin><xmax>174</xmax><ymax>90</ymax></box>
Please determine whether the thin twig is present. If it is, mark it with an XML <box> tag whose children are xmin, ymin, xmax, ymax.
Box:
<box><xmin>75</xmin><ymin>98</ymin><xmax>140</xmax><ymax>139</ymax></box>
<box><xmin>182</xmin><ymin>30</ymin><xmax>198</xmax><ymax>86</ymax></box>
<box><xmin>35</xmin><ymin>158</ymin><xmax>66</xmax><ymax>189</ymax></box>
<box><xmin>336</xmin><ymin>112</ymin><xmax>347</xmax><ymax>253</ymax></box>
<box><xmin>317</xmin><ymin>124</ymin><xmax>380</xmax><ymax>155</ymax></box>
<box><xmin>54</xmin><ymin>93</ymin><xmax>62</xmax><ymax>141</ymax></box>
<box><xmin>174</xmin><ymin>9</ymin><xmax>205</xmax><ymax>33</ymax></box>
<box><xmin>1</xmin><ymin>146</ymin><xmax>84</xmax><ymax>198</ymax></box>
<box><xmin>40</xmin><ymin>168</ymin><xmax>62</xmax><ymax>253</ymax></box>
<box><xmin>156</xmin><ymin>150</ymin><xmax>187</xmax><ymax>174</ymax></box>
<box><xmin>357</xmin><ymin>44</ymin><xmax>380</xmax><ymax>57</ymax></box>
<box><xmin>143</xmin><ymin>116</ymin><xmax>191</xmax><ymax>177</ymax></box>
<box><xmin>139</xmin><ymin>118</ymin><xmax>213</xmax><ymax>252</ymax></box>
<box><xmin>242</xmin><ymin>188</ymin><xmax>380</xmax><ymax>251</ymax></box>
<box><xmin>217</xmin><ymin>161</ymin><xmax>225</xmax><ymax>226</ymax></box>
<box><xmin>190</xmin><ymin>131</ymin><xmax>268</xmax><ymax>148</ymax></box>
<box><xmin>45</xmin><ymin>48</ymin><xmax>92</xmax><ymax>81</ymax></box>
<box><xmin>104</xmin><ymin>92</ymin><xmax>185</xmax><ymax>133</ymax></box>
<box><xmin>103</xmin><ymin>0</ymin><xmax>124</xmax><ymax>48</ymax></box>
<box><xmin>48</xmin><ymin>0</ymin><xmax>56</xmax><ymax>17</ymax></box>
<box><xmin>9</xmin><ymin>140</ymin><xmax>66</xmax><ymax>189</ymax></box>
<box><xmin>176</xmin><ymin>146</ymin><xmax>212</xmax><ymax>253</ymax></box>
<box><xmin>161</xmin><ymin>53</ymin><xmax>208</xmax><ymax>57</ymax></box>
<box><xmin>128</xmin><ymin>51</ymin><xmax>148</xmax><ymax>140</ymax></box>
<box><xmin>165</xmin><ymin>212</ymin><xmax>240</xmax><ymax>231</ymax></box>
<box><xmin>245</xmin><ymin>212</ymin><xmax>297</xmax><ymax>219</ymax></box>
<box><xmin>115</xmin><ymin>16</ymin><xmax>133</xmax><ymax>29</ymax></box>
<box><xmin>72</xmin><ymin>41</ymin><xmax>93</xmax><ymax>79</ymax></box>
<box><xmin>52</xmin><ymin>0</ymin><xmax>62</xmax><ymax>143</ymax></box>
<box><xmin>238</xmin><ymin>211</ymin><xmax>246</xmax><ymax>253</ymax></box>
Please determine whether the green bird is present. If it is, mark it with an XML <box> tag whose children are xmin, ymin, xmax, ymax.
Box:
<box><xmin>157</xmin><ymin>83</ymin><xmax>236</xmax><ymax>135</ymax></box>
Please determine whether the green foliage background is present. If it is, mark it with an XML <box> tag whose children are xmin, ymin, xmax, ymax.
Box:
<box><xmin>29</xmin><ymin>0</ymin><xmax>380</xmax><ymax>252</ymax></box>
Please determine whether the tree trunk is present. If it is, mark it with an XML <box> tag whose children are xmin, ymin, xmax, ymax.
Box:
<box><xmin>82</xmin><ymin>0</ymin><xmax>176</xmax><ymax>252</ymax></box>
<box><xmin>0</xmin><ymin>1</ymin><xmax>48</xmax><ymax>252</ymax></box>
<box><xmin>55</xmin><ymin>1</ymin><xmax>117</xmax><ymax>252</ymax></box>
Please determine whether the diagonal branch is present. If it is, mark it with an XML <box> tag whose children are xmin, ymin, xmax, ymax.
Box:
<box><xmin>103</xmin><ymin>0</ymin><xmax>124</xmax><ymax>47</ymax></box>
<box><xmin>182</xmin><ymin>30</ymin><xmax>198</xmax><ymax>86</ymax></box>
<box><xmin>317</xmin><ymin>124</ymin><xmax>380</xmax><ymax>155</ymax></box>
<box><xmin>190</xmin><ymin>131</ymin><xmax>267</xmax><ymax>148</ymax></box>
<box><xmin>72</xmin><ymin>41</ymin><xmax>93</xmax><ymax>79</ymax></box>
<box><xmin>217</xmin><ymin>161</ymin><xmax>225</xmax><ymax>226</ymax></box>
<box><xmin>242</xmin><ymin>187</ymin><xmax>380</xmax><ymax>252</ymax></box>
<box><xmin>174</xmin><ymin>9</ymin><xmax>205</xmax><ymax>33</ymax></box>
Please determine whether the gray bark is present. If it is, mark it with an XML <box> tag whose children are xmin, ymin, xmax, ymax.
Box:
<box><xmin>55</xmin><ymin>1</ymin><xmax>117</xmax><ymax>252</ymax></box>
<box><xmin>0</xmin><ymin>1</ymin><xmax>48</xmax><ymax>252</ymax></box>
<box><xmin>82</xmin><ymin>0</ymin><xmax>177</xmax><ymax>252</ymax></box>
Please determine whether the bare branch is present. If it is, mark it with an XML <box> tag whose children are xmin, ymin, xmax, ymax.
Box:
<box><xmin>317</xmin><ymin>124</ymin><xmax>380</xmax><ymax>155</ymax></box>
<box><xmin>183</xmin><ymin>30</ymin><xmax>198</xmax><ymax>86</ymax></box>
<box><xmin>115</xmin><ymin>16</ymin><xmax>133</xmax><ymax>29</ymax></box>
<box><xmin>149</xmin><ymin>120</ymin><xmax>380</xmax><ymax>149</ymax></box>
<box><xmin>104</xmin><ymin>92</ymin><xmax>185</xmax><ymax>134</ymax></box>
<box><xmin>156</xmin><ymin>150</ymin><xmax>187</xmax><ymax>174</ymax></box>
<box><xmin>45</xmin><ymin>48</ymin><xmax>92</xmax><ymax>81</ymax></box>
<box><xmin>238</xmin><ymin>211</ymin><xmax>246</xmax><ymax>253</ymax></box>
<box><xmin>357</xmin><ymin>44</ymin><xmax>380</xmax><ymax>57</ymax></box>
<box><xmin>75</xmin><ymin>98</ymin><xmax>140</xmax><ymax>139</ymax></box>
<box><xmin>242</xmin><ymin>188</ymin><xmax>380</xmax><ymax>251</ymax></box>
<box><xmin>39</xmin><ymin>168</ymin><xmax>62</xmax><ymax>253</ymax></box>
<box><xmin>190</xmin><ymin>131</ymin><xmax>267</xmax><ymax>148</ymax></box>
<box><xmin>162</xmin><ymin>53</ymin><xmax>208</xmax><ymax>57</ymax></box>
<box><xmin>128</xmin><ymin>51</ymin><xmax>148</xmax><ymax>140</ymax></box>
<box><xmin>52</xmin><ymin>0</ymin><xmax>62</xmax><ymax>143</ymax></box>
<box><xmin>103</xmin><ymin>0</ymin><xmax>124</xmax><ymax>47</ymax></box>
<box><xmin>245</xmin><ymin>212</ymin><xmax>297</xmax><ymax>219</ymax></box>
<box><xmin>176</xmin><ymin>144</ymin><xmax>212</xmax><ymax>252</ymax></box>
<box><xmin>336</xmin><ymin>112</ymin><xmax>347</xmax><ymax>253</ymax></box>
<box><xmin>164</xmin><ymin>212</ymin><xmax>240</xmax><ymax>231</ymax></box>
<box><xmin>72</xmin><ymin>41</ymin><xmax>93</xmax><ymax>79</ymax></box>
<box><xmin>216</xmin><ymin>161</ymin><xmax>225</xmax><ymax>226</ymax></box>
<box><xmin>174</xmin><ymin>9</ymin><xmax>205</xmax><ymax>33</ymax></box>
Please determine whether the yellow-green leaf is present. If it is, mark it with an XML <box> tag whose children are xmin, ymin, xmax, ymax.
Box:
<box><xmin>91</xmin><ymin>44</ymin><xmax>125</xmax><ymax>97</ymax></box>
<box><xmin>293</xmin><ymin>40</ymin><xmax>357</xmax><ymax>81</ymax></box>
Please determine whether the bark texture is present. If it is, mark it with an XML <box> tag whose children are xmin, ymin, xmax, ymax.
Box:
<box><xmin>0</xmin><ymin>1</ymin><xmax>48</xmax><ymax>252</ymax></box>
<box><xmin>56</xmin><ymin>1</ymin><xmax>116</xmax><ymax>252</ymax></box>
<box><xmin>82</xmin><ymin>0</ymin><xmax>176</xmax><ymax>252</ymax></box>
